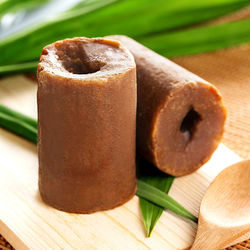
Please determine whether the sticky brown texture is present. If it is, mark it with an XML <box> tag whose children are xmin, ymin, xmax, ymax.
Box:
<box><xmin>37</xmin><ymin>37</ymin><xmax>137</xmax><ymax>213</ymax></box>
<box><xmin>107</xmin><ymin>35</ymin><xmax>226</xmax><ymax>176</ymax></box>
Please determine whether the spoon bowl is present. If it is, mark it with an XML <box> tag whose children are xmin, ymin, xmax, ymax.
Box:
<box><xmin>191</xmin><ymin>159</ymin><xmax>250</xmax><ymax>250</ymax></box>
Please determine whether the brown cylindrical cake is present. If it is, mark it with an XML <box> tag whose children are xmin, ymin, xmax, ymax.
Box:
<box><xmin>107</xmin><ymin>35</ymin><xmax>226</xmax><ymax>176</ymax></box>
<box><xmin>37</xmin><ymin>37</ymin><xmax>137</xmax><ymax>213</ymax></box>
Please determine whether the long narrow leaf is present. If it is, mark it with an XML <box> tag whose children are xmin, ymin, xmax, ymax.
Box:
<box><xmin>137</xmin><ymin>180</ymin><xmax>198</xmax><ymax>223</ymax></box>
<box><xmin>0</xmin><ymin>61</ymin><xmax>37</xmax><ymax>75</ymax></box>
<box><xmin>0</xmin><ymin>0</ymin><xmax>249</xmax><ymax>65</ymax></box>
<box><xmin>0</xmin><ymin>104</ymin><xmax>37</xmax><ymax>129</ymax></box>
<box><xmin>138</xmin><ymin>158</ymin><xmax>174</xmax><ymax>236</ymax></box>
<box><xmin>141</xmin><ymin>18</ymin><xmax>250</xmax><ymax>57</ymax></box>
<box><xmin>0</xmin><ymin>0</ymin><xmax>117</xmax><ymax>63</ymax></box>
<box><xmin>1</xmin><ymin>18</ymin><xmax>250</xmax><ymax>75</ymax></box>
<box><xmin>0</xmin><ymin>107</ymin><xmax>37</xmax><ymax>143</ymax></box>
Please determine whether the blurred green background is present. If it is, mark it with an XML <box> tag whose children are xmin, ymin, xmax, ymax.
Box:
<box><xmin>0</xmin><ymin>0</ymin><xmax>250</xmax><ymax>75</ymax></box>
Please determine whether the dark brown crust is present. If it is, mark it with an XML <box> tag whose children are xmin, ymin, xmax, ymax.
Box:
<box><xmin>37</xmin><ymin>37</ymin><xmax>137</xmax><ymax>213</ymax></box>
<box><xmin>107</xmin><ymin>35</ymin><xmax>226</xmax><ymax>176</ymax></box>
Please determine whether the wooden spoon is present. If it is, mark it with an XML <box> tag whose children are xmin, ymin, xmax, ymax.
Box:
<box><xmin>191</xmin><ymin>159</ymin><xmax>250</xmax><ymax>250</ymax></box>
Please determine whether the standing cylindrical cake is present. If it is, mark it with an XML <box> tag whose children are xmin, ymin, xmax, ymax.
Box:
<box><xmin>37</xmin><ymin>37</ymin><xmax>137</xmax><ymax>213</ymax></box>
<box><xmin>108</xmin><ymin>35</ymin><xmax>226</xmax><ymax>176</ymax></box>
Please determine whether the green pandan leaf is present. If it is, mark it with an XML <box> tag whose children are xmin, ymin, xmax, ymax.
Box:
<box><xmin>138</xmin><ymin>158</ymin><xmax>174</xmax><ymax>236</ymax></box>
<box><xmin>1</xmin><ymin>18</ymin><xmax>250</xmax><ymax>75</ymax></box>
<box><xmin>0</xmin><ymin>0</ymin><xmax>249</xmax><ymax>66</ymax></box>
<box><xmin>0</xmin><ymin>104</ymin><xmax>37</xmax><ymax>143</ymax></box>
<box><xmin>140</xmin><ymin>18</ymin><xmax>250</xmax><ymax>58</ymax></box>
<box><xmin>137</xmin><ymin>179</ymin><xmax>198</xmax><ymax>223</ymax></box>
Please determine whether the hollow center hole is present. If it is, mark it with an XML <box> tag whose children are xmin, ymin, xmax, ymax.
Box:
<box><xmin>56</xmin><ymin>42</ymin><xmax>102</xmax><ymax>74</ymax></box>
<box><xmin>180</xmin><ymin>108</ymin><xmax>201</xmax><ymax>141</ymax></box>
<box><xmin>64</xmin><ymin>59</ymin><xmax>101</xmax><ymax>74</ymax></box>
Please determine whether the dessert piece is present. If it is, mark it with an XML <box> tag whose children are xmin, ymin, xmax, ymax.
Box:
<box><xmin>107</xmin><ymin>35</ymin><xmax>226</xmax><ymax>176</ymax></box>
<box><xmin>37</xmin><ymin>37</ymin><xmax>137</xmax><ymax>213</ymax></box>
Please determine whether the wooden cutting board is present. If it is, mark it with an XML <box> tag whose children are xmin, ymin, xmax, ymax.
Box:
<box><xmin>0</xmin><ymin>75</ymin><xmax>247</xmax><ymax>249</ymax></box>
